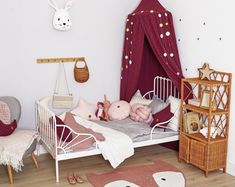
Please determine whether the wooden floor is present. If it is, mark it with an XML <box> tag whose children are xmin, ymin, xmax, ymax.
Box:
<box><xmin>1</xmin><ymin>145</ymin><xmax>235</xmax><ymax>187</ymax></box>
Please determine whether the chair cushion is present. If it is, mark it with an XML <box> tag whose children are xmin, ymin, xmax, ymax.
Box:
<box><xmin>0</xmin><ymin>129</ymin><xmax>37</xmax><ymax>172</ymax></box>
<box><xmin>0</xmin><ymin>101</ymin><xmax>11</xmax><ymax>124</ymax></box>
<box><xmin>0</xmin><ymin>120</ymin><xmax>17</xmax><ymax>136</ymax></box>
<box><xmin>0</xmin><ymin>97</ymin><xmax>21</xmax><ymax>123</ymax></box>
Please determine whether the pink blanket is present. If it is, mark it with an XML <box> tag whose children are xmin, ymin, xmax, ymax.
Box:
<box><xmin>60</xmin><ymin>112</ymin><xmax>105</xmax><ymax>152</ymax></box>
<box><xmin>130</xmin><ymin>104</ymin><xmax>153</xmax><ymax>123</ymax></box>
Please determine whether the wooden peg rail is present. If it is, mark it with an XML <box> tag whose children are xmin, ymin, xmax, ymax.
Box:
<box><xmin>37</xmin><ymin>57</ymin><xmax>85</xmax><ymax>63</ymax></box>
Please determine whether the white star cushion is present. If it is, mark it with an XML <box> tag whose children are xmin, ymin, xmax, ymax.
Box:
<box><xmin>71</xmin><ymin>98</ymin><xmax>98</xmax><ymax>120</ymax></box>
<box><xmin>130</xmin><ymin>90</ymin><xmax>153</xmax><ymax>106</ymax></box>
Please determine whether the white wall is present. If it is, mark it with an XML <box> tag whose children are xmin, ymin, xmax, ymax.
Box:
<box><xmin>160</xmin><ymin>0</ymin><xmax>235</xmax><ymax>176</ymax></box>
<box><xmin>0</xmin><ymin>0</ymin><xmax>140</xmax><ymax>128</ymax></box>
<box><xmin>0</xmin><ymin>0</ymin><xmax>235</xmax><ymax>176</ymax></box>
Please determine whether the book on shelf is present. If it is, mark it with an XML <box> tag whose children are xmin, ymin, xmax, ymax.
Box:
<box><xmin>188</xmin><ymin>98</ymin><xmax>200</xmax><ymax>107</ymax></box>
<box><xmin>183</xmin><ymin>112</ymin><xmax>201</xmax><ymax>134</ymax></box>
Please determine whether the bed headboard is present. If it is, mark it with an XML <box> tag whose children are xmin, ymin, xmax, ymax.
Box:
<box><xmin>143</xmin><ymin>76</ymin><xmax>180</xmax><ymax>101</ymax></box>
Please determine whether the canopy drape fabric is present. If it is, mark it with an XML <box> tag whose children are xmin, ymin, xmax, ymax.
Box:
<box><xmin>120</xmin><ymin>0</ymin><xmax>189</xmax><ymax>101</ymax></box>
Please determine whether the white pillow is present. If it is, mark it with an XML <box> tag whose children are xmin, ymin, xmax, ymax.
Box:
<box><xmin>130</xmin><ymin>90</ymin><xmax>152</xmax><ymax>106</ymax></box>
<box><xmin>167</xmin><ymin>95</ymin><xmax>181</xmax><ymax>131</ymax></box>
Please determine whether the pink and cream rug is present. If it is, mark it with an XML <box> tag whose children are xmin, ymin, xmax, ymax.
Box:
<box><xmin>86</xmin><ymin>160</ymin><xmax>185</xmax><ymax>187</ymax></box>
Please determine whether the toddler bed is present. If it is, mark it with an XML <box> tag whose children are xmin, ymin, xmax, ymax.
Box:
<box><xmin>36</xmin><ymin>76</ymin><xmax>180</xmax><ymax>182</ymax></box>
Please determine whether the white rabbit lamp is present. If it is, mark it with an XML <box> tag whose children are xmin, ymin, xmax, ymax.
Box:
<box><xmin>48</xmin><ymin>0</ymin><xmax>73</xmax><ymax>31</ymax></box>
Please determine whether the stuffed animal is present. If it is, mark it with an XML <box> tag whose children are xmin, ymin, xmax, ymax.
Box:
<box><xmin>130</xmin><ymin>104</ymin><xmax>153</xmax><ymax>123</ymax></box>
<box><xmin>103</xmin><ymin>95</ymin><xmax>111</xmax><ymax>121</ymax></box>
<box><xmin>96</xmin><ymin>102</ymin><xmax>106</xmax><ymax>121</ymax></box>
<box><xmin>200</xmin><ymin>126</ymin><xmax>219</xmax><ymax>139</ymax></box>
<box><xmin>95</xmin><ymin>95</ymin><xmax>111</xmax><ymax>121</ymax></box>
<box><xmin>108</xmin><ymin>100</ymin><xmax>131</xmax><ymax>120</ymax></box>
<box><xmin>48</xmin><ymin>0</ymin><xmax>74</xmax><ymax>31</ymax></box>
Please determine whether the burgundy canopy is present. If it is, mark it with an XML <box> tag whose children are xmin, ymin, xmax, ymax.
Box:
<box><xmin>120</xmin><ymin>0</ymin><xmax>187</xmax><ymax>101</ymax></box>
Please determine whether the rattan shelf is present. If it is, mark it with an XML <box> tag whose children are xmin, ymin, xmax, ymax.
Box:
<box><xmin>181</xmin><ymin>132</ymin><xmax>227</xmax><ymax>144</ymax></box>
<box><xmin>182</xmin><ymin>78</ymin><xmax>230</xmax><ymax>86</ymax></box>
<box><xmin>183</xmin><ymin>104</ymin><xmax>229</xmax><ymax>115</ymax></box>
<box><xmin>179</xmin><ymin>71</ymin><xmax>232</xmax><ymax>177</ymax></box>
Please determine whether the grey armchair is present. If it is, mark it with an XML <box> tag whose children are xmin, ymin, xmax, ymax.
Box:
<box><xmin>0</xmin><ymin>96</ymin><xmax>39</xmax><ymax>184</ymax></box>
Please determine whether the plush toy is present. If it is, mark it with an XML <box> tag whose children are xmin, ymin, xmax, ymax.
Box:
<box><xmin>95</xmin><ymin>95</ymin><xmax>111</xmax><ymax>121</ymax></box>
<box><xmin>103</xmin><ymin>95</ymin><xmax>111</xmax><ymax>121</ymax></box>
<box><xmin>48</xmin><ymin>0</ymin><xmax>74</xmax><ymax>31</ymax></box>
<box><xmin>108</xmin><ymin>100</ymin><xmax>131</xmax><ymax>120</ymax></box>
<box><xmin>200</xmin><ymin>127</ymin><xmax>219</xmax><ymax>139</ymax></box>
<box><xmin>96</xmin><ymin>102</ymin><xmax>105</xmax><ymax>121</ymax></box>
<box><xmin>130</xmin><ymin>104</ymin><xmax>153</xmax><ymax>123</ymax></box>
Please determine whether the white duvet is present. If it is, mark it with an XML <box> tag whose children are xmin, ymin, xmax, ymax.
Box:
<box><xmin>74</xmin><ymin>116</ymin><xmax>134</xmax><ymax>168</ymax></box>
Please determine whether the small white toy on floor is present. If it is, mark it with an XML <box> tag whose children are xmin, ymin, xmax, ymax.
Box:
<box><xmin>200</xmin><ymin>127</ymin><xmax>219</xmax><ymax>139</ymax></box>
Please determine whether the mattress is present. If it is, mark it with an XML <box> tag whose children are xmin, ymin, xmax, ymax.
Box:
<box><xmin>95</xmin><ymin>118</ymin><xmax>178</xmax><ymax>142</ymax></box>
<box><xmin>55</xmin><ymin>118</ymin><xmax>178</xmax><ymax>155</ymax></box>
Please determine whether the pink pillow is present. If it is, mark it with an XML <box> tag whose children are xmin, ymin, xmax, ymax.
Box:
<box><xmin>130</xmin><ymin>104</ymin><xmax>153</xmax><ymax>123</ymax></box>
<box><xmin>0</xmin><ymin>101</ymin><xmax>11</xmax><ymax>124</ymax></box>
<box><xmin>71</xmin><ymin>98</ymin><xmax>98</xmax><ymax>120</ymax></box>
<box><xmin>49</xmin><ymin>116</ymin><xmax>73</xmax><ymax>142</ymax></box>
<box><xmin>108</xmin><ymin>100</ymin><xmax>131</xmax><ymax>120</ymax></box>
<box><xmin>55</xmin><ymin>116</ymin><xmax>73</xmax><ymax>142</ymax></box>
<box><xmin>0</xmin><ymin>120</ymin><xmax>17</xmax><ymax>136</ymax></box>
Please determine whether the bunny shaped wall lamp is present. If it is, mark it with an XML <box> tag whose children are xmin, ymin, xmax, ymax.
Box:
<box><xmin>48</xmin><ymin>0</ymin><xmax>74</xmax><ymax>31</ymax></box>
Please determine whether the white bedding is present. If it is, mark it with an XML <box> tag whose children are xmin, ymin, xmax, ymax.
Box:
<box><xmin>74</xmin><ymin>116</ymin><xmax>134</xmax><ymax>168</ymax></box>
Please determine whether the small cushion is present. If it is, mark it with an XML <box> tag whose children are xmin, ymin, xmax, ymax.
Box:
<box><xmin>0</xmin><ymin>101</ymin><xmax>11</xmax><ymax>124</ymax></box>
<box><xmin>108</xmin><ymin>100</ymin><xmax>131</xmax><ymax>120</ymax></box>
<box><xmin>130</xmin><ymin>90</ymin><xmax>152</xmax><ymax>106</ymax></box>
<box><xmin>167</xmin><ymin>96</ymin><xmax>181</xmax><ymax>131</ymax></box>
<box><xmin>55</xmin><ymin>116</ymin><xmax>73</xmax><ymax>142</ymax></box>
<box><xmin>0</xmin><ymin>120</ymin><xmax>17</xmax><ymax>136</ymax></box>
<box><xmin>150</xmin><ymin>105</ymin><xmax>174</xmax><ymax>128</ymax></box>
<box><xmin>150</xmin><ymin>96</ymin><xmax>169</xmax><ymax>114</ymax></box>
<box><xmin>130</xmin><ymin>104</ymin><xmax>153</xmax><ymax>123</ymax></box>
<box><xmin>49</xmin><ymin>116</ymin><xmax>73</xmax><ymax>142</ymax></box>
<box><xmin>71</xmin><ymin>98</ymin><xmax>98</xmax><ymax>120</ymax></box>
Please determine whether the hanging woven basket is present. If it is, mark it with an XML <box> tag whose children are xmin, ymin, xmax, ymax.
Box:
<box><xmin>74</xmin><ymin>59</ymin><xmax>89</xmax><ymax>83</ymax></box>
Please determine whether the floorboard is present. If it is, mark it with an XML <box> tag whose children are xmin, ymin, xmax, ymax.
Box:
<box><xmin>0</xmin><ymin>145</ymin><xmax>235</xmax><ymax>186</ymax></box>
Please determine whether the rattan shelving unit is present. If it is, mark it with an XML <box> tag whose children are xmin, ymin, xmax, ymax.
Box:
<box><xmin>179</xmin><ymin>71</ymin><xmax>232</xmax><ymax>176</ymax></box>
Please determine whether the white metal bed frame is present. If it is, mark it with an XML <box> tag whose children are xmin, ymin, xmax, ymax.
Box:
<box><xmin>36</xmin><ymin>76</ymin><xmax>180</xmax><ymax>182</ymax></box>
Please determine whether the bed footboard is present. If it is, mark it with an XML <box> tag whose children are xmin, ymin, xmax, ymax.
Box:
<box><xmin>36</xmin><ymin>101</ymin><xmax>100</xmax><ymax>182</ymax></box>
<box><xmin>36</xmin><ymin>102</ymin><xmax>98</xmax><ymax>156</ymax></box>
